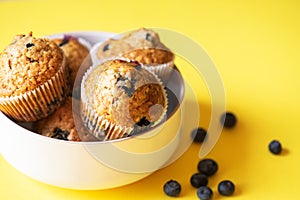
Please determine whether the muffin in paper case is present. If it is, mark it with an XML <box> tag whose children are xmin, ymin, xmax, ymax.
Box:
<box><xmin>0</xmin><ymin>32</ymin><xmax>68</xmax><ymax>122</ymax></box>
<box><xmin>80</xmin><ymin>59</ymin><xmax>168</xmax><ymax>141</ymax></box>
<box><xmin>0</xmin><ymin>57</ymin><xmax>68</xmax><ymax>122</ymax></box>
<box><xmin>95</xmin><ymin>28</ymin><xmax>175</xmax><ymax>80</ymax></box>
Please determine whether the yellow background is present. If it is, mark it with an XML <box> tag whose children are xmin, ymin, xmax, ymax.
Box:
<box><xmin>0</xmin><ymin>0</ymin><xmax>300</xmax><ymax>199</ymax></box>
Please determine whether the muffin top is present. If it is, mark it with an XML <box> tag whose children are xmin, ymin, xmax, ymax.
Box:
<box><xmin>52</xmin><ymin>36</ymin><xmax>90</xmax><ymax>87</ymax></box>
<box><xmin>0</xmin><ymin>32</ymin><xmax>64</xmax><ymax>97</ymax></box>
<box><xmin>83</xmin><ymin>59</ymin><xmax>166</xmax><ymax>128</ymax></box>
<box><xmin>96</xmin><ymin>28</ymin><xmax>170</xmax><ymax>61</ymax></box>
<box><xmin>122</xmin><ymin>48</ymin><xmax>174</xmax><ymax>65</ymax></box>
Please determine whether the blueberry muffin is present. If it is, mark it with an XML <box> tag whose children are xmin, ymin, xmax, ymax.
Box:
<box><xmin>96</xmin><ymin>28</ymin><xmax>168</xmax><ymax>60</ymax></box>
<box><xmin>81</xmin><ymin>59</ymin><xmax>167</xmax><ymax>140</ymax></box>
<box><xmin>0</xmin><ymin>32</ymin><xmax>68</xmax><ymax>122</ymax></box>
<box><xmin>52</xmin><ymin>35</ymin><xmax>91</xmax><ymax>91</ymax></box>
<box><xmin>122</xmin><ymin>48</ymin><xmax>174</xmax><ymax>66</ymax></box>
<box><xmin>96</xmin><ymin>28</ymin><xmax>174</xmax><ymax>79</ymax></box>
<box><xmin>33</xmin><ymin>97</ymin><xmax>97</xmax><ymax>141</ymax></box>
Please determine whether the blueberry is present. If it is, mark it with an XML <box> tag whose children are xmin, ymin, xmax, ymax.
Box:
<box><xmin>163</xmin><ymin>180</ymin><xmax>181</xmax><ymax>197</ymax></box>
<box><xmin>221</xmin><ymin>112</ymin><xmax>237</xmax><ymax>128</ymax></box>
<box><xmin>135</xmin><ymin>64</ymin><xmax>142</xmax><ymax>70</ymax></box>
<box><xmin>121</xmin><ymin>85</ymin><xmax>135</xmax><ymax>97</ymax></box>
<box><xmin>136</xmin><ymin>116</ymin><xmax>151</xmax><ymax>127</ymax></box>
<box><xmin>59</xmin><ymin>39</ymin><xmax>69</xmax><ymax>47</ymax></box>
<box><xmin>117</xmin><ymin>77</ymin><xmax>137</xmax><ymax>97</ymax></box>
<box><xmin>26</xmin><ymin>43</ymin><xmax>34</xmax><ymax>48</ymax></box>
<box><xmin>218</xmin><ymin>180</ymin><xmax>235</xmax><ymax>196</ymax></box>
<box><xmin>102</xmin><ymin>44</ymin><xmax>110</xmax><ymax>52</ymax></box>
<box><xmin>191</xmin><ymin>127</ymin><xmax>207</xmax><ymax>143</ymax></box>
<box><xmin>190</xmin><ymin>173</ymin><xmax>208</xmax><ymax>188</ymax></box>
<box><xmin>197</xmin><ymin>186</ymin><xmax>213</xmax><ymax>200</ymax></box>
<box><xmin>145</xmin><ymin>33</ymin><xmax>151</xmax><ymax>41</ymax></box>
<box><xmin>197</xmin><ymin>158</ymin><xmax>218</xmax><ymax>176</ymax></box>
<box><xmin>268</xmin><ymin>140</ymin><xmax>282</xmax><ymax>155</ymax></box>
<box><xmin>51</xmin><ymin>127</ymin><xmax>69</xmax><ymax>141</ymax></box>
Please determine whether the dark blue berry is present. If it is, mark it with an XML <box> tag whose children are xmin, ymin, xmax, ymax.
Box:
<box><xmin>190</xmin><ymin>173</ymin><xmax>208</xmax><ymax>188</ymax></box>
<box><xmin>59</xmin><ymin>35</ymin><xmax>72</xmax><ymax>46</ymax></box>
<box><xmin>191</xmin><ymin>127</ymin><xmax>207</xmax><ymax>143</ymax></box>
<box><xmin>218</xmin><ymin>180</ymin><xmax>235</xmax><ymax>196</ymax></box>
<box><xmin>117</xmin><ymin>77</ymin><xmax>137</xmax><ymax>97</ymax></box>
<box><xmin>51</xmin><ymin>127</ymin><xmax>69</xmax><ymax>141</ymax></box>
<box><xmin>163</xmin><ymin>180</ymin><xmax>181</xmax><ymax>197</ymax></box>
<box><xmin>59</xmin><ymin>39</ymin><xmax>69</xmax><ymax>47</ymax></box>
<box><xmin>145</xmin><ymin>33</ymin><xmax>151</xmax><ymax>41</ymax></box>
<box><xmin>268</xmin><ymin>140</ymin><xmax>282</xmax><ymax>155</ymax></box>
<box><xmin>102</xmin><ymin>44</ymin><xmax>110</xmax><ymax>52</ymax></box>
<box><xmin>26</xmin><ymin>43</ymin><xmax>34</xmax><ymax>48</ymax></box>
<box><xmin>136</xmin><ymin>116</ymin><xmax>151</xmax><ymax>127</ymax></box>
<box><xmin>221</xmin><ymin>112</ymin><xmax>237</xmax><ymax>128</ymax></box>
<box><xmin>135</xmin><ymin>64</ymin><xmax>142</xmax><ymax>70</ymax></box>
<box><xmin>197</xmin><ymin>158</ymin><xmax>218</xmax><ymax>176</ymax></box>
<box><xmin>197</xmin><ymin>186</ymin><xmax>213</xmax><ymax>200</ymax></box>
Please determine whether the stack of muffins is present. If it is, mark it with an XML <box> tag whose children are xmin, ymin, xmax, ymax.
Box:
<box><xmin>0</xmin><ymin>28</ymin><xmax>175</xmax><ymax>142</ymax></box>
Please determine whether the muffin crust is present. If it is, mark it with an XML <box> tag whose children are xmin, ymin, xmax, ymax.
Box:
<box><xmin>0</xmin><ymin>32</ymin><xmax>64</xmax><ymax>97</ymax></box>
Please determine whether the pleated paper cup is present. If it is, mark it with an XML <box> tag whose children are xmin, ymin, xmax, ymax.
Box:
<box><xmin>0</xmin><ymin>57</ymin><xmax>68</xmax><ymax>122</ymax></box>
<box><xmin>81</xmin><ymin>102</ymin><xmax>133</xmax><ymax>141</ymax></box>
<box><xmin>141</xmin><ymin>60</ymin><xmax>174</xmax><ymax>82</ymax></box>
<box><xmin>80</xmin><ymin>62</ymin><xmax>168</xmax><ymax>141</ymax></box>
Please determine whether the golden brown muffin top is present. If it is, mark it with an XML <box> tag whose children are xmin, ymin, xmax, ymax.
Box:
<box><xmin>122</xmin><ymin>48</ymin><xmax>174</xmax><ymax>65</ymax></box>
<box><xmin>0</xmin><ymin>32</ymin><xmax>64</xmax><ymax>97</ymax></box>
<box><xmin>96</xmin><ymin>28</ymin><xmax>170</xmax><ymax>61</ymax></box>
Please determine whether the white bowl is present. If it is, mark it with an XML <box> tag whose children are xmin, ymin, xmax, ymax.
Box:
<box><xmin>0</xmin><ymin>32</ymin><xmax>187</xmax><ymax>190</ymax></box>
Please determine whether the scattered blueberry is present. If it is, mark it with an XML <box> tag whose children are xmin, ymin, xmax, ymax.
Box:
<box><xmin>268</xmin><ymin>140</ymin><xmax>282</xmax><ymax>155</ymax></box>
<box><xmin>26</xmin><ymin>43</ymin><xmax>34</xmax><ymax>48</ymax></box>
<box><xmin>218</xmin><ymin>180</ymin><xmax>235</xmax><ymax>196</ymax></box>
<box><xmin>163</xmin><ymin>180</ymin><xmax>181</xmax><ymax>197</ymax></box>
<box><xmin>190</xmin><ymin>173</ymin><xmax>208</xmax><ymax>188</ymax></box>
<box><xmin>221</xmin><ymin>112</ymin><xmax>237</xmax><ymax>128</ymax></box>
<box><xmin>197</xmin><ymin>158</ymin><xmax>218</xmax><ymax>176</ymax></box>
<box><xmin>197</xmin><ymin>186</ymin><xmax>213</xmax><ymax>200</ymax></box>
<box><xmin>191</xmin><ymin>127</ymin><xmax>207</xmax><ymax>143</ymax></box>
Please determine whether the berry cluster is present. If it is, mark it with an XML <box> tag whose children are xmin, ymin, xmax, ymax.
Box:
<box><xmin>163</xmin><ymin>111</ymin><xmax>284</xmax><ymax>199</ymax></box>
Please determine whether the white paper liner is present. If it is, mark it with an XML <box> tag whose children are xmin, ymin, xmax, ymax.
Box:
<box><xmin>80</xmin><ymin>61</ymin><xmax>168</xmax><ymax>141</ymax></box>
<box><xmin>141</xmin><ymin>59</ymin><xmax>174</xmax><ymax>81</ymax></box>
<box><xmin>0</xmin><ymin>58</ymin><xmax>68</xmax><ymax>122</ymax></box>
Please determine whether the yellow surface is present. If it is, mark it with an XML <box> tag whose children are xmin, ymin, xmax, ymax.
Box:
<box><xmin>0</xmin><ymin>0</ymin><xmax>300</xmax><ymax>199</ymax></box>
